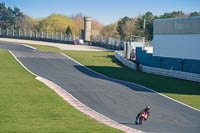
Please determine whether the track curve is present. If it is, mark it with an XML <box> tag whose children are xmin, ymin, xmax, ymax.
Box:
<box><xmin>0</xmin><ymin>41</ymin><xmax>200</xmax><ymax>133</ymax></box>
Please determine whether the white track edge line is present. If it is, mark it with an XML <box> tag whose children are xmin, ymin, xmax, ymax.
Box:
<box><xmin>60</xmin><ymin>52</ymin><xmax>200</xmax><ymax>112</ymax></box>
<box><xmin>8</xmin><ymin>50</ymin><xmax>144</xmax><ymax>133</ymax></box>
<box><xmin>22</xmin><ymin>44</ymin><xmax>37</xmax><ymax>50</ymax></box>
<box><xmin>35</xmin><ymin>76</ymin><xmax>145</xmax><ymax>133</ymax></box>
<box><xmin>9</xmin><ymin>50</ymin><xmax>38</xmax><ymax>77</ymax></box>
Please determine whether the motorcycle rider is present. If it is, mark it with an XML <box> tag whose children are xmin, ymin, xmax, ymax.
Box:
<box><xmin>135</xmin><ymin>106</ymin><xmax>150</xmax><ymax>125</ymax></box>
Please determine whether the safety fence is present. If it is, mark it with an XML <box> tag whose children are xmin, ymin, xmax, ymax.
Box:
<box><xmin>0</xmin><ymin>28</ymin><xmax>126</xmax><ymax>50</ymax></box>
<box><xmin>0</xmin><ymin>28</ymin><xmax>79</xmax><ymax>44</ymax></box>
<box><xmin>114</xmin><ymin>51</ymin><xmax>200</xmax><ymax>83</ymax></box>
<box><xmin>91</xmin><ymin>35</ymin><xmax>145</xmax><ymax>50</ymax></box>
<box><xmin>91</xmin><ymin>36</ymin><xmax>124</xmax><ymax>50</ymax></box>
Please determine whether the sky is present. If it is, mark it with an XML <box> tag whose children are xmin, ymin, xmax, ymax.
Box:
<box><xmin>1</xmin><ymin>0</ymin><xmax>200</xmax><ymax>25</ymax></box>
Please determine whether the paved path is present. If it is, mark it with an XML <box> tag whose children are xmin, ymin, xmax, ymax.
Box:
<box><xmin>1</xmin><ymin>41</ymin><xmax>200</xmax><ymax>133</ymax></box>
<box><xmin>0</xmin><ymin>38</ymin><xmax>112</xmax><ymax>51</ymax></box>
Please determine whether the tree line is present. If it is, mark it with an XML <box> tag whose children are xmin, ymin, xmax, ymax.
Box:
<box><xmin>0</xmin><ymin>2</ymin><xmax>199</xmax><ymax>41</ymax></box>
<box><xmin>102</xmin><ymin>11</ymin><xmax>200</xmax><ymax>41</ymax></box>
<box><xmin>0</xmin><ymin>2</ymin><xmax>103</xmax><ymax>36</ymax></box>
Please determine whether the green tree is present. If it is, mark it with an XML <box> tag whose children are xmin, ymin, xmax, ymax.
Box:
<box><xmin>190</xmin><ymin>11</ymin><xmax>200</xmax><ymax>16</ymax></box>
<box><xmin>65</xmin><ymin>26</ymin><xmax>72</xmax><ymax>36</ymax></box>
<box><xmin>116</xmin><ymin>16</ymin><xmax>130</xmax><ymax>40</ymax></box>
<box><xmin>15</xmin><ymin>15</ymin><xmax>35</xmax><ymax>31</ymax></box>
<box><xmin>158</xmin><ymin>11</ymin><xmax>185</xmax><ymax>19</ymax></box>
<box><xmin>136</xmin><ymin>12</ymin><xmax>154</xmax><ymax>40</ymax></box>
<box><xmin>0</xmin><ymin>2</ymin><xmax>23</xmax><ymax>29</ymax></box>
<box><xmin>37</xmin><ymin>14</ymin><xmax>79</xmax><ymax>35</ymax></box>
<box><xmin>101</xmin><ymin>22</ymin><xmax>118</xmax><ymax>38</ymax></box>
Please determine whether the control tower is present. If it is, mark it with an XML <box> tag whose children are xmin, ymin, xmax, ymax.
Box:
<box><xmin>84</xmin><ymin>17</ymin><xmax>92</xmax><ymax>42</ymax></box>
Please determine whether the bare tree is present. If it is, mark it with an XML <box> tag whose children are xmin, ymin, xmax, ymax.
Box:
<box><xmin>72</xmin><ymin>13</ymin><xmax>84</xmax><ymax>35</ymax></box>
<box><xmin>15</xmin><ymin>15</ymin><xmax>34</xmax><ymax>30</ymax></box>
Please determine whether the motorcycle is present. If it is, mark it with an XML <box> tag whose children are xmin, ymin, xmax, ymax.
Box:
<box><xmin>135</xmin><ymin>111</ymin><xmax>148</xmax><ymax>125</ymax></box>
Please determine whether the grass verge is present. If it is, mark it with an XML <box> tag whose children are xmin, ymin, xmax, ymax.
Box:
<box><xmin>0</xmin><ymin>49</ymin><xmax>122</xmax><ymax>133</ymax></box>
<box><xmin>25</xmin><ymin>44</ymin><xmax>200</xmax><ymax>110</ymax></box>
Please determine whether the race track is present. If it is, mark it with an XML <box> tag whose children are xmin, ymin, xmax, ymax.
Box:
<box><xmin>1</xmin><ymin>41</ymin><xmax>200</xmax><ymax>133</ymax></box>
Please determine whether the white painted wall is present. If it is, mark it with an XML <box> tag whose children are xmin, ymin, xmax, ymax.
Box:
<box><xmin>130</xmin><ymin>42</ymin><xmax>145</xmax><ymax>49</ymax></box>
<box><xmin>143</xmin><ymin>46</ymin><xmax>153</xmax><ymax>53</ymax></box>
<box><xmin>153</xmin><ymin>34</ymin><xmax>200</xmax><ymax>60</ymax></box>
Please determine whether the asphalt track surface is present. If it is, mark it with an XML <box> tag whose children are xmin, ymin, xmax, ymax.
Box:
<box><xmin>1</xmin><ymin>41</ymin><xmax>200</xmax><ymax>133</ymax></box>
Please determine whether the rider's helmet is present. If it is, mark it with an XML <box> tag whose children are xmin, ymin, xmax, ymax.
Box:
<box><xmin>145</xmin><ymin>106</ymin><xmax>150</xmax><ymax>111</ymax></box>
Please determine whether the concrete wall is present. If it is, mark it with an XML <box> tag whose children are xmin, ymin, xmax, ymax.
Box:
<box><xmin>143</xmin><ymin>46</ymin><xmax>153</xmax><ymax>53</ymax></box>
<box><xmin>142</xmin><ymin>65</ymin><xmax>200</xmax><ymax>83</ymax></box>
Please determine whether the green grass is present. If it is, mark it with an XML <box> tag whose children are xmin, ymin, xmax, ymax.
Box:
<box><xmin>25</xmin><ymin>44</ymin><xmax>200</xmax><ymax>110</ymax></box>
<box><xmin>0</xmin><ymin>49</ymin><xmax>123</xmax><ymax>133</ymax></box>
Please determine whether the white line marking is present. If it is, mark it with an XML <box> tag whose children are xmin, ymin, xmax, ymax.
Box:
<box><xmin>8</xmin><ymin>50</ymin><xmax>38</xmax><ymax>77</ymax></box>
<box><xmin>22</xmin><ymin>44</ymin><xmax>37</xmax><ymax>50</ymax></box>
<box><xmin>36</xmin><ymin>76</ymin><xmax>144</xmax><ymax>133</ymax></box>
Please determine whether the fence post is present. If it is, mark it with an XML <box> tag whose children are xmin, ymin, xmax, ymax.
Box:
<box><xmin>35</xmin><ymin>31</ymin><xmax>36</xmax><ymax>38</ymax></box>
<box><xmin>6</xmin><ymin>28</ymin><xmax>9</xmax><ymax>36</ymax></box>
<box><xmin>19</xmin><ymin>29</ymin><xmax>21</xmax><ymax>37</ymax></box>
<box><xmin>46</xmin><ymin>31</ymin><xmax>48</xmax><ymax>39</ymax></box>
<box><xmin>24</xmin><ymin>30</ymin><xmax>26</xmax><ymax>37</ymax></box>
<box><xmin>12</xmin><ymin>29</ymin><xmax>15</xmax><ymax>37</ymax></box>
<box><xmin>55</xmin><ymin>32</ymin><xmax>57</xmax><ymax>40</ymax></box>
<box><xmin>51</xmin><ymin>32</ymin><xmax>53</xmax><ymax>39</ymax></box>
<box><xmin>30</xmin><ymin>30</ymin><xmax>32</xmax><ymax>38</ymax></box>
<box><xmin>60</xmin><ymin>33</ymin><xmax>62</xmax><ymax>40</ymax></box>
<box><xmin>41</xmin><ymin>31</ymin><xmax>43</xmax><ymax>38</ymax></box>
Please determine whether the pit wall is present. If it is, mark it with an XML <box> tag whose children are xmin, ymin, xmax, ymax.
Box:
<box><xmin>136</xmin><ymin>48</ymin><xmax>200</xmax><ymax>74</ymax></box>
<box><xmin>114</xmin><ymin>51</ymin><xmax>200</xmax><ymax>83</ymax></box>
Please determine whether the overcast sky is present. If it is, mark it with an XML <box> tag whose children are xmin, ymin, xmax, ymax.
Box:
<box><xmin>2</xmin><ymin>0</ymin><xmax>200</xmax><ymax>25</ymax></box>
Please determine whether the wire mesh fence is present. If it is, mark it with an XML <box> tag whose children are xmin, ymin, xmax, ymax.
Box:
<box><xmin>0</xmin><ymin>28</ymin><xmax>146</xmax><ymax>51</ymax></box>
<box><xmin>0</xmin><ymin>28</ymin><xmax>80</xmax><ymax>44</ymax></box>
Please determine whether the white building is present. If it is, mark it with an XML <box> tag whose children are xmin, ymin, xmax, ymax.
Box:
<box><xmin>152</xmin><ymin>16</ymin><xmax>200</xmax><ymax>60</ymax></box>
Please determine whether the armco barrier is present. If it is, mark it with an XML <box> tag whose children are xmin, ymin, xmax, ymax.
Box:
<box><xmin>115</xmin><ymin>51</ymin><xmax>200</xmax><ymax>83</ymax></box>
<box><xmin>141</xmin><ymin>65</ymin><xmax>200</xmax><ymax>82</ymax></box>
<box><xmin>114</xmin><ymin>51</ymin><xmax>136</xmax><ymax>70</ymax></box>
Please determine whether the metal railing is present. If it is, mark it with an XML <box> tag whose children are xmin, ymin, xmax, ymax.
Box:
<box><xmin>0</xmin><ymin>28</ymin><xmax>80</xmax><ymax>44</ymax></box>
<box><xmin>0</xmin><ymin>27</ymin><xmax>146</xmax><ymax>51</ymax></box>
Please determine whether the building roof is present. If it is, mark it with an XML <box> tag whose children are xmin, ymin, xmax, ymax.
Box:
<box><xmin>153</xmin><ymin>16</ymin><xmax>200</xmax><ymax>35</ymax></box>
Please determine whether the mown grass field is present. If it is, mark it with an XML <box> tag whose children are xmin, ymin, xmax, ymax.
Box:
<box><xmin>0</xmin><ymin>49</ymin><xmax>122</xmax><ymax>133</ymax></box>
<box><xmin>26</xmin><ymin>44</ymin><xmax>200</xmax><ymax>110</ymax></box>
